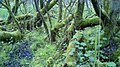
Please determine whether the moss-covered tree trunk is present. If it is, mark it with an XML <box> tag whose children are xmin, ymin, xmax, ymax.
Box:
<box><xmin>62</xmin><ymin>31</ymin><xmax>83</xmax><ymax>67</ymax></box>
<box><xmin>103</xmin><ymin>0</ymin><xmax>110</xmax><ymax>14</ymax></box>
<box><xmin>91</xmin><ymin>0</ymin><xmax>115</xmax><ymax>45</ymax></box>
<box><xmin>66</xmin><ymin>0</ymin><xmax>85</xmax><ymax>41</ymax></box>
<box><xmin>58</xmin><ymin>0</ymin><xmax>62</xmax><ymax>22</ymax></box>
<box><xmin>75</xmin><ymin>0</ymin><xmax>84</xmax><ymax>22</ymax></box>
<box><xmin>62</xmin><ymin>0</ymin><xmax>85</xmax><ymax>66</ymax></box>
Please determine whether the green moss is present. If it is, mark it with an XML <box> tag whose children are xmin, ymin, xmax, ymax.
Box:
<box><xmin>66</xmin><ymin>22</ymin><xmax>74</xmax><ymax>33</ymax></box>
<box><xmin>40</xmin><ymin>0</ymin><xmax>57</xmax><ymax>15</ymax></box>
<box><xmin>46</xmin><ymin>57</ymin><xmax>54</xmax><ymax>67</ymax></box>
<box><xmin>26</xmin><ymin>30</ymin><xmax>56</xmax><ymax>66</ymax></box>
<box><xmin>77</xmin><ymin>16</ymin><xmax>99</xmax><ymax>26</ymax></box>
<box><xmin>0</xmin><ymin>30</ymin><xmax>21</xmax><ymax>42</ymax></box>
<box><xmin>52</xmin><ymin>22</ymin><xmax>65</xmax><ymax>30</ymax></box>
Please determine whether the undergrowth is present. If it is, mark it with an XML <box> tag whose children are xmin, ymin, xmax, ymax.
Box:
<box><xmin>0</xmin><ymin>29</ymin><xmax>57</xmax><ymax>67</ymax></box>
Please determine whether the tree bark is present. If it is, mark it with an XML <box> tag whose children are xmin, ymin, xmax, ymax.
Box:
<box><xmin>58</xmin><ymin>0</ymin><xmax>62</xmax><ymax>22</ymax></box>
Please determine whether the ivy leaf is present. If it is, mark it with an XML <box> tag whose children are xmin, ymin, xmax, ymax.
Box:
<box><xmin>106</xmin><ymin>62</ymin><xmax>116</xmax><ymax>67</ymax></box>
<box><xmin>80</xmin><ymin>42</ymin><xmax>86</xmax><ymax>46</ymax></box>
<box><xmin>76</xmin><ymin>65</ymin><xmax>80</xmax><ymax>67</ymax></box>
<box><xmin>75</xmin><ymin>45</ymin><xmax>83</xmax><ymax>50</ymax></box>
<box><xmin>80</xmin><ymin>57</ymin><xmax>84</xmax><ymax>62</ymax></box>
<box><xmin>102</xmin><ymin>37</ymin><xmax>107</xmax><ymax>40</ymax></box>
<box><xmin>77</xmin><ymin>52</ymin><xmax>83</xmax><ymax>57</ymax></box>
<box><xmin>89</xmin><ymin>57</ymin><xmax>95</xmax><ymax>62</ymax></box>
<box><xmin>69</xmin><ymin>48</ymin><xmax>75</xmax><ymax>56</ymax></box>
<box><xmin>84</xmin><ymin>54</ymin><xmax>90</xmax><ymax>57</ymax></box>
<box><xmin>79</xmin><ymin>47</ymin><xmax>84</xmax><ymax>50</ymax></box>
<box><xmin>71</xmin><ymin>40</ymin><xmax>80</xmax><ymax>45</ymax></box>
<box><xmin>75</xmin><ymin>45</ymin><xmax>79</xmax><ymax>48</ymax></box>
<box><xmin>90</xmin><ymin>41</ymin><xmax>94</xmax><ymax>45</ymax></box>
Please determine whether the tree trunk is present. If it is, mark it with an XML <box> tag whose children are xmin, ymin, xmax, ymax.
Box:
<box><xmin>62</xmin><ymin>0</ymin><xmax>85</xmax><ymax>66</ymax></box>
<box><xmin>58</xmin><ymin>0</ymin><xmax>62</xmax><ymax>22</ymax></box>
<box><xmin>91</xmin><ymin>0</ymin><xmax>115</xmax><ymax>45</ymax></box>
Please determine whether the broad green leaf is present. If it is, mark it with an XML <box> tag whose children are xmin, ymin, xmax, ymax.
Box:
<box><xmin>80</xmin><ymin>42</ymin><xmax>86</xmax><ymax>46</ymax></box>
<box><xmin>89</xmin><ymin>57</ymin><xmax>95</xmax><ymax>62</ymax></box>
<box><xmin>84</xmin><ymin>54</ymin><xmax>90</xmax><ymax>57</ymax></box>
<box><xmin>106</xmin><ymin>62</ymin><xmax>116</xmax><ymax>67</ymax></box>
<box><xmin>71</xmin><ymin>40</ymin><xmax>80</xmax><ymax>45</ymax></box>
<box><xmin>69</xmin><ymin>48</ymin><xmax>75</xmax><ymax>56</ymax></box>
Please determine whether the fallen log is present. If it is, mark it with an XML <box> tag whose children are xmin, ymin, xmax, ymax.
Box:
<box><xmin>74</xmin><ymin>16</ymin><xmax>100</xmax><ymax>30</ymax></box>
<box><xmin>0</xmin><ymin>30</ymin><xmax>22</xmax><ymax>42</ymax></box>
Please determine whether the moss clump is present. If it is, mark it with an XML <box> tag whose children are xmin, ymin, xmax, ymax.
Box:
<box><xmin>46</xmin><ymin>57</ymin><xmax>54</xmax><ymax>67</ymax></box>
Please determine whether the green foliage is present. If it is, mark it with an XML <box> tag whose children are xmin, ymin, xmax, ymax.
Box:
<box><xmin>66</xmin><ymin>25</ymin><xmax>117</xmax><ymax>66</ymax></box>
<box><xmin>0</xmin><ymin>0</ymin><xmax>119</xmax><ymax>67</ymax></box>
<box><xmin>26</xmin><ymin>30</ymin><xmax>56</xmax><ymax>66</ymax></box>
<box><xmin>0</xmin><ymin>29</ymin><xmax>57</xmax><ymax>66</ymax></box>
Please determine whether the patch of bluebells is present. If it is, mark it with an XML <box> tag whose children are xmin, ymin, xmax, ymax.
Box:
<box><xmin>2</xmin><ymin>40</ymin><xmax>33</xmax><ymax>67</ymax></box>
<box><xmin>2</xmin><ymin>60</ymin><xmax>21</xmax><ymax>67</ymax></box>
